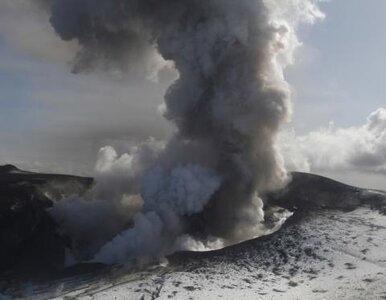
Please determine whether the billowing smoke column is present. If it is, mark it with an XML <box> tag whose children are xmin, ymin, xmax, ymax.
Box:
<box><xmin>42</xmin><ymin>0</ymin><xmax>323</xmax><ymax>263</ymax></box>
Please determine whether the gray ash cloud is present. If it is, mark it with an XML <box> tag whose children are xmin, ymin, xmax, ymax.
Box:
<box><xmin>33</xmin><ymin>0</ymin><xmax>323</xmax><ymax>263</ymax></box>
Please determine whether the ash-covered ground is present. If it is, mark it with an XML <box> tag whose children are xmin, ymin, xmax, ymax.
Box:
<box><xmin>1</xmin><ymin>167</ymin><xmax>385</xmax><ymax>300</ymax></box>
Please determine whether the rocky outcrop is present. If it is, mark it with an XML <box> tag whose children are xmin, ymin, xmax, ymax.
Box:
<box><xmin>0</xmin><ymin>165</ymin><xmax>93</xmax><ymax>275</ymax></box>
<box><xmin>267</xmin><ymin>172</ymin><xmax>386</xmax><ymax>212</ymax></box>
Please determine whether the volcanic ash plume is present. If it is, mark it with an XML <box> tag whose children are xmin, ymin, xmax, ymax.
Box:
<box><xmin>41</xmin><ymin>0</ymin><xmax>323</xmax><ymax>263</ymax></box>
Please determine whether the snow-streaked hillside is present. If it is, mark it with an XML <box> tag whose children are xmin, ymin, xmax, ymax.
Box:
<box><xmin>1</xmin><ymin>171</ymin><xmax>386</xmax><ymax>300</ymax></box>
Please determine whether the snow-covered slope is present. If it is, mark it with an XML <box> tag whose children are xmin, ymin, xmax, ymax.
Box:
<box><xmin>2</xmin><ymin>172</ymin><xmax>386</xmax><ymax>300</ymax></box>
<box><xmin>6</xmin><ymin>206</ymin><xmax>386</xmax><ymax>300</ymax></box>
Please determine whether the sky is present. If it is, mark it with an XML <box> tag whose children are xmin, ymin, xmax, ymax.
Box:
<box><xmin>286</xmin><ymin>0</ymin><xmax>386</xmax><ymax>132</ymax></box>
<box><xmin>0</xmin><ymin>0</ymin><xmax>385</xmax><ymax>189</ymax></box>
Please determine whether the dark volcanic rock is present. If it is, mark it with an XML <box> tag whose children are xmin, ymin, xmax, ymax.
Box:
<box><xmin>268</xmin><ymin>172</ymin><xmax>362</xmax><ymax>211</ymax></box>
<box><xmin>0</xmin><ymin>165</ymin><xmax>93</xmax><ymax>275</ymax></box>
<box><xmin>0</xmin><ymin>183</ymin><xmax>64</xmax><ymax>274</ymax></box>
<box><xmin>0</xmin><ymin>164</ymin><xmax>21</xmax><ymax>173</ymax></box>
<box><xmin>267</xmin><ymin>172</ymin><xmax>386</xmax><ymax>213</ymax></box>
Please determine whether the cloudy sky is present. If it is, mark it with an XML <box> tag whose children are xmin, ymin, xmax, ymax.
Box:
<box><xmin>0</xmin><ymin>0</ymin><xmax>385</xmax><ymax>189</ymax></box>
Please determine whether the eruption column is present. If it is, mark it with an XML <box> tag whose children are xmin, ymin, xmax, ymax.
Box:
<box><xmin>40</xmin><ymin>0</ymin><xmax>323</xmax><ymax>263</ymax></box>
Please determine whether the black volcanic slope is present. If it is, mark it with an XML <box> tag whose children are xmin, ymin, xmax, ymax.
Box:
<box><xmin>267</xmin><ymin>172</ymin><xmax>386</xmax><ymax>211</ymax></box>
<box><xmin>0</xmin><ymin>165</ymin><xmax>92</xmax><ymax>274</ymax></box>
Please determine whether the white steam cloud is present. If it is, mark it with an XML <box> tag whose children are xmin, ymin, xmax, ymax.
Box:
<box><xmin>31</xmin><ymin>0</ymin><xmax>325</xmax><ymax>264</ymax></box>
<box><xmin>95</xmin><ymin>163</ymin><xmax>221</xmax><ymax>264</ymax></box>
<box><xmin>280</xmin><ymin>108</ymin><xmax>386</xmax><ymax>178</ymax></box>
